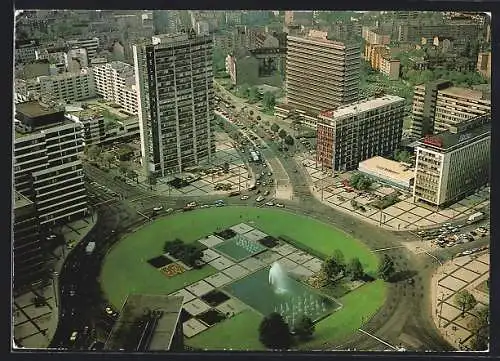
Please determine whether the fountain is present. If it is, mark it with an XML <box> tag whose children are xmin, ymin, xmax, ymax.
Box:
<box><xmin>269</xmin><ymin>261</ymin><xmax>289</xmax><ymax>294</ymax></box>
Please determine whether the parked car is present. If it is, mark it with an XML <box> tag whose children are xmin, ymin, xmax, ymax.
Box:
<box><xmin>265</xmin><ymin>201</ymin><xmax>274</xmax><ymax>206</ymax></box>
<box><xmin>70</xmin><ymin>331</ymin><xmax>78</xmax><ymax>342</ymax></box>
<box><xmin>275</xmin><ymin>203</ymin><xmax>284</xmax><ymax>208</ymax></box>
<box><xmin>153</xmin><ymin>205</ymin><xmax>163</xmax><ymax>212</ymax></box>
<box><xmin>264</xmin><ymin>190</ymin><xmax>270</xmax><ymax>196</ymax></box>
<box><xmin>240</xmin><ymin>195</ymin><xmax>249</xmax><ymax>200</ymax></box>
<box><xmin>256</xmin><ymin>196</ymin><xmax>264</xmax><ymax>202</ymax></box>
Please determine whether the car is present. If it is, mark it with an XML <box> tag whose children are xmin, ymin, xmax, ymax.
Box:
<box><xmin>470</xmin><ymin>231</ymin><xmax>477</xmax><ymax>236</ymax></box>
<box><xmin>153</xmin><ymin>206</ymin><xmax>163</xmax><ymax>212</ymax></box>
<box><xmin>187</xmin><ymin>201</ymin><xmax>197</xmax><ymax>208</ymax></box>
<box><xmin>166</xmin><ymin>208</ymin><xmax>174</xmax><ymax>213</ymax></box>
<box><xmin>200</xmin><ymin>204</ymin><xmax>211</xmax><ymax>209</ymax></box>
<box><xmin>462</xmin><ymin>250</ymin><xmax>473</xmax><ymax>255</ymax></box>
<box><xmin>70</xmin><ymin>331</ymin><xmax>78</xmax><ymax>342</ymax></box>
<box><xmin>275</xmin><ymin>203</ymin><xmax>284</xmax><ymax>208</ymax></box>
<box><xmin>264</xmin><ymin>190</ymin><xmax>270</xmax><ymax>196</ymax></box>
<box><xmin>265</xmin><ymin>201</ymin><xmax>274</xmax><ymax>206</ymax></box>
<box><xmin>256</xmin><ymin>196</ymin><xmax>265</xmax><ymax>202</ymax></box>
<box><xmin>444</xmin><ymin>223</ymin><xmax>452</xmax><ymax>227</ymax></box>
<box><xmin>240</xmin><ymin>195</ymin><xmax>249</xmax><ymax>200</ymax></box>
<box><xmin>407</xmin><ymin>278</ymin><xmax>415</xmax><ymax>285</ymax></box>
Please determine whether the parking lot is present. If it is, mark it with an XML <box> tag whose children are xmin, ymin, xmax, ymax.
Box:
<box><xmin>295</xmin><ymin>154</ymin><xmax>490</xmax><ymax>233</ymax></box>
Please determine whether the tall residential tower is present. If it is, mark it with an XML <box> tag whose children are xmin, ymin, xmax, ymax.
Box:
<box><xmin>133</xmin><ymin>32</ymin><xmax>215</xmax><ymax>177</ymax></box>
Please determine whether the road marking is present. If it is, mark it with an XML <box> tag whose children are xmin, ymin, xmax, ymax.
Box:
<box><xmin>358</xmin><ymin>328</ymin><xmax>398</xmax><ymax>350</ymax></box>
<box><xmin>372</xmin><ymin>246</ymin><xmax>406</xmax><ymax>253</ymax></box>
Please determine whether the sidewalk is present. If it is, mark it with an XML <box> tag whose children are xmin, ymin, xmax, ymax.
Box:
<box><xmin>13</xmin><ymin>212</ymin><xmax>98</xmax><ymax>349</ymax></box>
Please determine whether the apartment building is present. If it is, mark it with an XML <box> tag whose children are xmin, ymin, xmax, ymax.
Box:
<box><xmin>316</xmin><ymin>95</ymin><xmax>405</xmax><ymax>171</ymax></box>
<box><xmin>15</xmin><ymin>39</ymin><xmax>39</xmax><ymax>64</ymax></box>
<box><xmin>398</xmin><ymin>22</ymin><xmax>482</xmax><ymax>44</ymax></box>
<box><xmin>284</xmin><ymin>11</ymin><xmax>313</xmax><ymax>26</ymax></box>
<box><xmin>362</xmin><ymin>27</ymin><xmax>391</xmax><ymax>48</ymax></box>
<box><xmin>133</xmin><ymin>32</ymin><xmax>215</xmax><ymax>176</ymax></box>
<box><xmin>410</xmin><ymin>81</ymin><xmax>491</xmax><ymax>137</ymax></box>
<box><xmin>67</xmin><ymin>37</ymin><xmax>100</xmax><ymax>62</ymax></box>
<box><xmin>413</xmin><ymin>114</ymin><xmax>490</xmax><ymax>208</ymax></box>
<box><xmin>13</xmin><ymin>191</ymin><xmax>44</xmax><ymax>289</ymax></box>
<box><xmin>286</xmin><ymin>30</ymin><xmax>361</xmax><ymax>118</ymax></box>
<box><xmin>14</xmin><ymin>101</ymin><xmax>87</xmax><ymax>226</ymax></box>
<box><xmin>15</xmin><ymin>70</ymin><xmax>96</xmax><ymax>104</ymax></box>
<box><xmin>434</xmin><ymin>86</ymin><xmax>490</xmax><ymax>133</ymax></box>
<box><xmin>477</xmin><ymin>52</ymin><xmax>491</xmax><ymax>79</ymax></box>
<box><xmin>93</xmin><ymin>61</ymin><xmax>139</xmax><ymax>115</ymax></box>
<box><xmin>379</xmin><ymin>56</ymin><xmax>400</xmax><ymax>80</ymax></box>
<box><xmin>66</xmin><ymin>48</ymin><xmax>89</xmax><ymax>72</ymax></box>
<box><xmin>65</xmin><ymin>109</ymin><xmax>106</xmax><ymax>145</ymax></box>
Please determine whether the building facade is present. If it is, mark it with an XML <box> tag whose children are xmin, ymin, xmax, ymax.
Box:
<box><xmin>15</xmin><ymin>70</ymin><xmax>96</xmax><ymax>104</ymax></box>
<box><xmin>476</xmin><ymin>52</ymin><xmax>491</xmax><ymax>79</ymax></box>
<box><xmin>93</xmin><ymin>61</ymin><xmax>139</xmax><ymax>115</ymax></box>
<box><xmin>413</xmin><ymin>114</ymin><xmax>490</xmax><ymax>207</ymax></box>
<box><xmin>65</xmin><ymin>110</ymin><xmax>106</xmax><ymax>145</ymax></box>
<box><xmin>15</xmin><ymin>40</ymin><xmax>39</xmax><ymax>64</ymax></box>
<box><xmin>286</xmin><ymin>30</ymin><xmax>361</xmax><ymax>116</ymax></box>
<box><xmin>67</xmin><ymin>37</ymin><xmax>100</xmax><ymax>62</ymax></box>
<box><xmin>133</xmin><ymin>32</ymin><xmax>215</xmax><ymax>177</ymax></box>
<box><xmin>316</xmin><ymin>95</ymin><xmax>405</xmax><ymax>171</ymax></box>
<box><xmin>410</xmin><ymin>81</ymin><xmax>491</xmax><ymax>137</ymax></box>
<box><xmin>13</xmin><ymin>191</ymin><xmax>44</xmax><ymax>289</ymax></box>
<box><xmin>14</xmin><ymin>101</ymin><xmax>87</xmax><ymax>226</ymax></box>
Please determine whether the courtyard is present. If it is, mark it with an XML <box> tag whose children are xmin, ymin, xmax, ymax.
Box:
<box><xmin>100</xmin><ymin>207</ymin><xmax>386</xmax><ymax>350</ymax></box>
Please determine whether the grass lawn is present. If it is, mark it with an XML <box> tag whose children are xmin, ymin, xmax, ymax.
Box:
<box><xmin>100</xmin><ymin>206</ymin><xmax>384</xmax><ymax>347</ymax></box>
<box><xmin>186</xmin><ymin>310</ymin><xmax>265</xmax><ymax>351</ymax></box>
<box><xmin>302</xmin><ymin>280</ymin><xmax>387</xmax><ymax>349</ymax></box>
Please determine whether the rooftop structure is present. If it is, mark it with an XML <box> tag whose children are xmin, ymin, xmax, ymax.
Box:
<box><xmin>104</xmin><ymin>294</ymin><xmax>183</xmax><ymax>352</ymax></box>
<box><xmin>358</xmin><ymin>156</ymin><xmax>414</xmax><ymax>190</ymax></box>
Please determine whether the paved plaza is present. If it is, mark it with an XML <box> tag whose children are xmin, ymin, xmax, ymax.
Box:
<box><xmin>431</xmin><ymin>252</ymin><xmax>490</xmax><ymax>350</ymax></box>
<box><xmin>296</xmin><ymin>154</ymin><xmax>490</xmax><ymax>232</ymax></box>
<box><xmin>135</xmin><ymin>131</ymin><xmax>256</xmax><ymax>197</ymax></box>
<box><xmin>167</xmin><ymin>222</ymin><xmax>329</xmax><ymax>339</ymax></box>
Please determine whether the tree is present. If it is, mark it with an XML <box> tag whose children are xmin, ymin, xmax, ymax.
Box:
<box><xmin>249</xmin><ymin>110</ymin><xmax>254</xmax><ymax>116</ymax></box>
<box><xmin>284</xmin><ymin>135</ymin><xmax>294</xmax><ymax>146</ymax></box>
<box><xmin>249</xmin><ymin>87</ymin><xmax>260</xmax><ymax>102</ymax></box>
<box><xmin>259</xmin><ymin>312</ymin><xmax>291</xmax><ymax>349</ymax></box>
<box><xmin>102</xmin><ymin>152</ymin><xmax>115</xmax><ymax>167</ymax></box>
<box><xmin>394</xmin><ymin>149</ymin><xmax>412</xmax><ymax>163</ymax></box>
<box><xmin>454</xmin><ymin>290</ymin><xmax>477</xmax><ymax>317</ymax></box>
<box><xmin>222</xmin><ymin>162</ymin><xmax>230</xmax><ymax>173</ymax></box>
<box><xmin>263</xmin><ymin>91</ymin><xmax>276</xmax><ymax>110</ymax></box>
<box><xmin>87</xmin><ymin>145</ymin><xmax>102</xmax><ymax>160</ymax></box>
<box><xmin>468</xmin><ymin>306</ymin><xmax>489</xmax><ymax>351</ymax></box>
<box><xmin>278</xmin><ymin>129</ymin><xmax>287</xmax><ymax>140</ymax></box>
<box><xmin>377</xmin><ymin>254</ymin><xmax>395</xmax><ymax>281</ymax></box>
<box><xmin>322</xmin><ymin>256</ymin><xmax>343</xmax><ymax>281</ymax></box>
<box><xmin>332</xmin><ymin>250</ymin><xmax>345</xmax><ymax>269</ymax></box>
<box><xmin>346</xmin><ymin>258</ymin><xmax>364</xmax><ymax>280</ymax></box>
<box><xmin>271</xmin><ymin>123</ymin><xmax>280</xmax><ymax>133</ymax></box>
<box><xmin>127</xmin><ymin>170</ymin><xmax>139</xmax><ymax>183</ymax></box>
<box><xmin>119</xmin><ymin>161</ymin><xmax>128</xmax><ymax>175</ymax></box>
<box><xmin>294</xmin><ymin>315</ymin><xmax>315</xmax><ymax>341</ymax></box>
<box><xmin>256</xmin><ymin>115</ymin><xmax>261</xmax><ymax>121</ymax></box>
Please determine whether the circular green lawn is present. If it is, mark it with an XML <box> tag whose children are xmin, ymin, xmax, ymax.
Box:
<box><xmin>102</xmin><ymin>206</ymin><xmax>380</xmax><ymax>307</ymax></box>
<box><xmin>100</xmin><ymin>206</ymin><xmax>386</xmax><ymax>349</ymax></box>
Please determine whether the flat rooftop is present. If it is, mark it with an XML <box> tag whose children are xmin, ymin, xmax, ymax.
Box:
<box><xmin>418</xmin><ymin>120</ymin><xmax>490</xmax><ymax>151</ymax></box>
<box><xmin>104</xmin><ymin>294</ymin><xmax>182</xmax><ymax>352</ymax></box>
<box><xmin>358</xmin><ymin>156</ymin><xmax>414</xmax><ymax>183</ymax></box>
<box><xmin>16</xmin><ymin>101</ymin><xmax>64</xmax><ymax>118</ymax></box>
<box><xmin>319</xmin><ymin>95</ymin><xmax>405</xmax><ymax>121</ymax></box>
<box><xmin>439</xmin><ymin>87</ymin><xmax>489</xmax><ymax>101</ymax></box>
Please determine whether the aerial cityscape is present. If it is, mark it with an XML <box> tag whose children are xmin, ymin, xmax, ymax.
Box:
<box><xmin>12</xmin><ymin>9</ymin><xmax>490</xmax><ymax>352</ymax></box>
